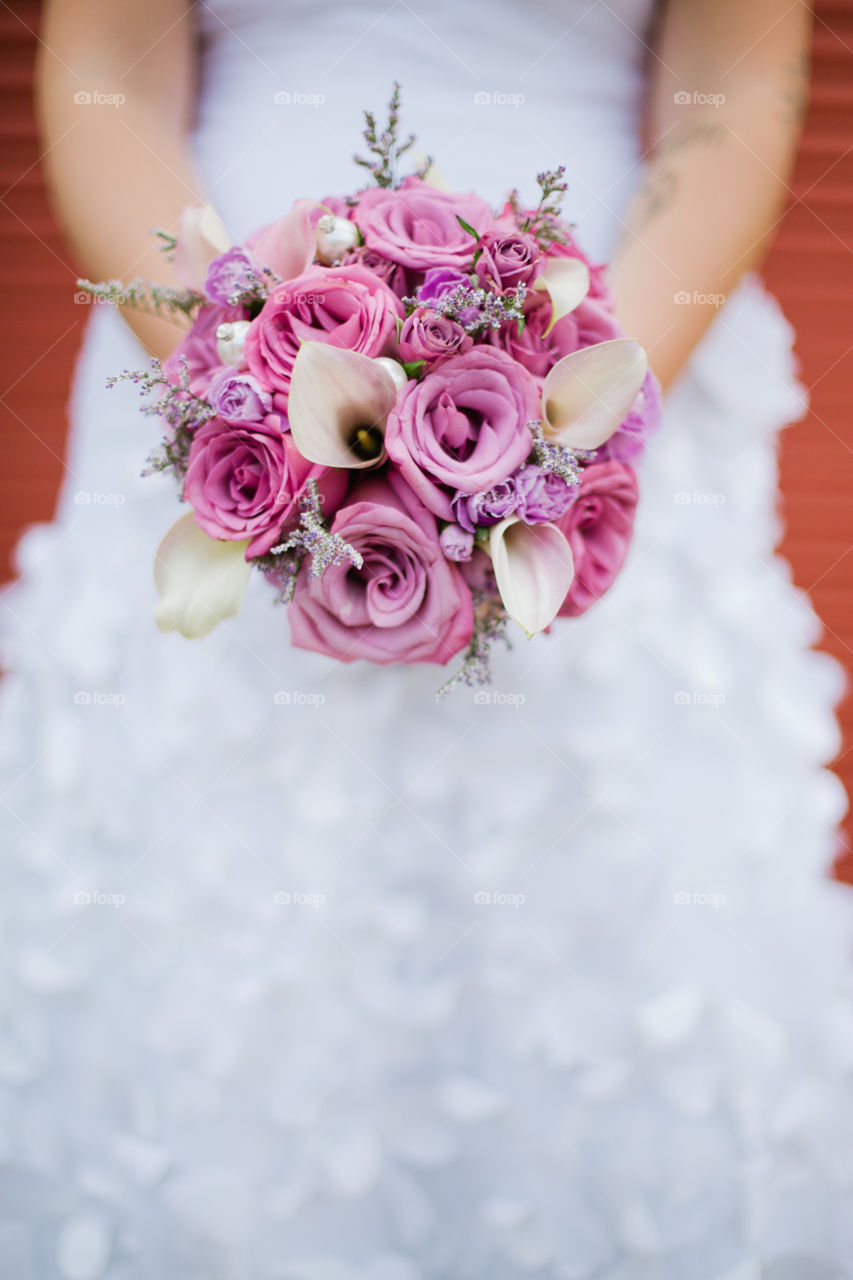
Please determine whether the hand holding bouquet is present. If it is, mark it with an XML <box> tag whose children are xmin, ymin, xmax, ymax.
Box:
<box><xmin>83</xmin><ymin>86</ymin><xmax>660</xmax><ymax>694</ymax></box>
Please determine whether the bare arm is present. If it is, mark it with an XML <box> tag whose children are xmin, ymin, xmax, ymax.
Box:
<box><xmin>608</xmin><ymin>0</ymin><xmax>811</xmax><ymax>390</ymax></box>
<box><xmin>35</xmin><ymin>0</ymin><xmax>203</xmax><ymax>359</ymax></box>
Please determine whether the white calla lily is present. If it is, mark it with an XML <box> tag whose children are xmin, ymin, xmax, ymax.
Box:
<box><xmin>288</xmin><ymin>342</ymin><xmax>400</xmax><ymax>469</ymax></box>
<box><xmin>531</xmin><ymin>256</ymin><xmax>590</xmax><ymax>334</ymax></box>
<box><xmin>173</xmin><ymin>204</ymin><xmax>232</xmax><ymax>292</ymax></box>
<box><xmin>153</xmin><ymin>513</ymin><xmax>252</xmax><ymax>639</ymax></box>
<box><xmin>489</xmin><ymin>517</ymin><xmax>575</xmax><ymax>638</ymax></box>
<box><xmin>412</xmin><ymin>150</ymin><xmax>449</xmax><ymax>190</ymax></box>
<box><xmin>541</xmin><ymin>338</ymin><xmax>648</xmax><ymax>450</ymax></box>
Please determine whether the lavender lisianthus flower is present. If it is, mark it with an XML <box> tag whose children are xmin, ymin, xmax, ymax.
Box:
<box><xmin>451</xmin><ymin>479</ymin><xmax>519</xmax><ymax>533</ymax></box>
<box><xmin>439</xmin><ymin>523</ymin><xmax>475</xmax><ymax>562</ymax></box>
<box><xmin>205</xmin><ymin>247</ymin><xmax>265</xmax><ymax>305</ymax></box>
<box><xmin>513</xmin><ymin>464</ymin><xmax>578</xmax><ymax>523</ymax></box>
<box><xmin>207</xmin><ymin>369</ymin><xmax>273</xmax><ymax>424</ymax></box>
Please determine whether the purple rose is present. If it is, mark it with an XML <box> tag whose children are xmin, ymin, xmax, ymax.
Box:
<box><xmin>384</xmin><ymin>346</ymin><xmax>540</xmax><ymax>521</ymax></box>
<box><xmin>207</xmin><ymin>369</ymin><xmax>273</xmax><ymax>423</ymax></box>
<box><xmin>513</xmin><ymin>465</ymin><xmax>577</xmax><ymax>523</ymax></box>
<box><xmin>416</xmin><ymin>267</ymin><xmax>471</xmax><ymax>305</ymax></box>
<box><xmin>397</xmin><ymin>309</ymin><xmax>473</xmax><ymax>365</ymax></box>
<box><xmin>599</xmin><ymin>370</ymin><xmax>663</xmax><ymax>464</ymax></box>
<box><xmin>451</xmin><ymin>479</ymin><xmax>519</xmax><ymax>533</ymax></box>
<box><xmin>288</xmin><ymin>471</ymin><xmax>473</xmax><ymax>666</ymax></box>
<box><xmin>244</xmin><ymin>264</ymin><xmax>403</xmax><ymax>411</ymax></box>
<box><xmin>353</xmin><ymin>178</ymin><xmax>493</xmax><ymax>271</ymax></box>
<box><xmin>439</xmin><ymin>523</ymin><xmax>474</xmax><ymax>562</ymax></box>
<box><xmin>162</xmin><ymin>303</ymin><xmax>247</xmax><ymax>396</ymax></box>
<box><xmin>183</xmin><ymin>417</ymin><xmax>348</xmax><ymax>559</ymax></box>
<box><xmin>488</xmin><ymin>291</ymin><xmax>622</xmax><ymax>383</ymax></box>
<box><xmin>204</xmin><ymin>247</ymin><xmax>264</xmax><ymax>305</ymax></box>
<box><xmin>475</xmin><ymin>230</ymin><xmax>541</xmax><ymax>291</ymax></box>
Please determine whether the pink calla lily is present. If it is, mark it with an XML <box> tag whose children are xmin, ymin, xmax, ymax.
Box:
<box><xmin>246</xmin><ymin>199</ymin><xmax>318</xmax><ymax>282</ymax></box>
<box><xmin>288</xmin><ymin>342</ymin><xmax>400</xmax><ymax>470</ymax></box>
<box><xmin>489</xmin><ymin>517</ymin><xmax>575</xmax><ymax>637</ymax></box>
<box><xmin>173</xmin><ymin>204</ymin><xmax>232</xmax><ymax>293</ymax></box>
<box><xmin>531</xmin><ymin>256</ymin><xmax>590</xmax><ymax>335</ymax></box>
<box><xmin>541</xmin><ymin>338</ymin><xmax>648</xmax><ymax>450</ymax></box>
<box><xmin>153</xmin><ymin>513</ymin><xmax>252</xmax><ymax>639</ymax></box>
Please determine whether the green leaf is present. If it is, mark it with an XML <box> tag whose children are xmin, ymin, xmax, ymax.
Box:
<box><xmin>400</xmin><ymin>359</ymin><xmax>425</xmax><ymax>380</ymax></box>
<box><xmin>456</xmin><ymin>215</ymin><xmax>481</xmax><ymax>240</ymax></box>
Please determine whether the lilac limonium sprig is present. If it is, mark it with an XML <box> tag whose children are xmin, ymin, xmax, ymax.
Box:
<box><xmin>434</xmin><ymin>590</ymin><xmax>511</xmax><ymax>700</ymax></box>
<box><xmin>77</xmin><ymin>277</ymin><xmax>204</xmax><ymax>324</ymax></box>
<box><xmin>204</xmin><ymin>246</ymin><xmax>280</xmax><ymax>308</ymax></box>
<box><xmin>407</xmin><ymin>281</ymin><xmax>528</xmax><ymax>336</ymax></box>
<box><xmin>268</xmin><ymin>479</ymin><xmax>363</xmax><ymax>580</ymax></box>
<box><xmin>107</xmin><ymin>356</ymin><xmax>214</xmax><ymax>480</ymax></box>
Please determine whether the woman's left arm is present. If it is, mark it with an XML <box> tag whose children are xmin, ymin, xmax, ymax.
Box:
<box><xmin>608</xmin><ymin>0</ymin><xmax>812</xmax><ymax>390</ymax></box>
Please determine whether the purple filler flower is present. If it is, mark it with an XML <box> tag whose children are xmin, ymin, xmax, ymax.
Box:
<box><xmin>207</xmin><ymin>368</ymin><xmax>273</xmax><ymax>424</ymax></box>
<box><xmin>513</xmin><ymin>465</ymin><xmax>577</xmax><ymax>524</ymax></box>
<box><xmin>205</xmin><ymin>247</ymin><xmax>264</xmax><ymax>305</ymax></box>
<box><xmin>452</xmin><ymin>479</ymin><xmax>519</xmax><ymax>533</ymax></box>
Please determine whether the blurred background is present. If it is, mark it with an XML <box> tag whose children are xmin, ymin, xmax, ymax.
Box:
<box><xmin>1</xmin><ymin>0</ymin><xmax>852</xmax><ymax>874</ymax></box>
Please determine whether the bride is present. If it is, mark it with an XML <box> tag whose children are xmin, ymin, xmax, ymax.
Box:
<box><xmin>2</xmin><ymin>0</ymin><xmax>851</xmax><ymax>1275</ymax></box>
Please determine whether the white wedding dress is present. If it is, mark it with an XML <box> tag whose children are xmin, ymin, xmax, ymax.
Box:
<box><xmin>2</xmin><ymin>1</ymin><xmax>853</xmax><ymax>1276</ymax></box>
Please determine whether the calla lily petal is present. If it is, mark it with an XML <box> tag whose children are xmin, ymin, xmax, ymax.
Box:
<box><xmin>173</xmin><ymin>204</ymin><xmax>231</xmax><ymax>292</ymax></box>
<box><xmin>412</xmin><ymin>151</ymin><xmax>449</xmax><ymax>190</ymax></box>
<box><xmin>541</xmin><ymin>338</ymin><xmax>648</xmax><ymax>450</ymax></box>
<box><xmin>489</xmin><ymin>517</ymin><xmax>575</xmax><ymax>638</ymax></box>
<box><xmin>247</xmin><ymin>199</ymin><xmax>318</xmax><ymax>281</ymax></box>
<box><xmin>532</xmin><ymin>257</ymin><xmax>590</xmax><ymax>334</ymax></box>
<box><xmin>153</xmin><ymin>513</ymin><xmax>252</xmax><ymax>638</ymax></box>
<box><xmin>288</xmin><ymin>342</ymin><xmax>399</xmax><ymax>469</ymax></box>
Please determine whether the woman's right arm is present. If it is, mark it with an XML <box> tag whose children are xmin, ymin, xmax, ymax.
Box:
<box><xmin>36</xmin><ymin>0</ymin><xmax>204</xmax><ymax>360</ymax></box>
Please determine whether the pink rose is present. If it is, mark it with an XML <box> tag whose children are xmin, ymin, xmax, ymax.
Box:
<box><xmin>163</xmin><ymin>303</ymin><xmax>246</xmax><ymax>396</ymax></box>
<box><xmin>339</xmin><ymin>245</ymin><xmax>411</xmax><ymax>299</ymax></box>
<box><xmin>384</xmin><ymin>347</ymin><xmax>539</xmax><ymax>521</ymax></box>
<box><xmin>243</xmin><ymin>265</ymin><xmax>403</xmax><ymax>410</ymax></box>
<box><xmin>288</xmin><ymin>471</ymin><xmax>473</xmax><ymax>666</ymax></box>
<box><xmin>184</xmin><ymin>416</ymin><xmax>347</xmax><ymax>559</ymax></box>
<box><xmin>554</xmin><ymin>461</ymin><xmax>639</xmax><ymax>617</ymax></box>
<box><xmin>487</xmin><ymin>291</ymin><xmax>622</xmax><ymax>382</ymax></box>
<box><xmin>353</xmin><ymin>177</ymin><xmax>493</xmax><ymax>271</ymax></box>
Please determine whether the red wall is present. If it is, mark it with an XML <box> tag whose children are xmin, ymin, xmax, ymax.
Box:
<box><xmin>2</xmin><ymin>2</ymin><xmax>853</xmax><ymax>871</ymax></box>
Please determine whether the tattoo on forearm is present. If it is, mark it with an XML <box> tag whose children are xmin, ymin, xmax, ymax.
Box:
<box><xmin>780</xmin><ymin>50</ymin><xmax>810</xmax><ymax>125</ymax></box>
<box><xmin>631</xmin><ymin>120</ymin><xmax>727</xmax><ymax>234</ymax></box>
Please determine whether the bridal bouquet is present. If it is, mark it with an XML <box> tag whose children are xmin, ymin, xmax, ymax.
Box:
<box><xmin>83</xmin><ymin>86</ymin><xmax>660</xmax><ymax>692</ymax></box>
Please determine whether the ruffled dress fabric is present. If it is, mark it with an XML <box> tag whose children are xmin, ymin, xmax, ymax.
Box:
<box><xmin>1</xmin><ymin>0</ymin><xmax>852</xmax><ymax>1276</ymax></box>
